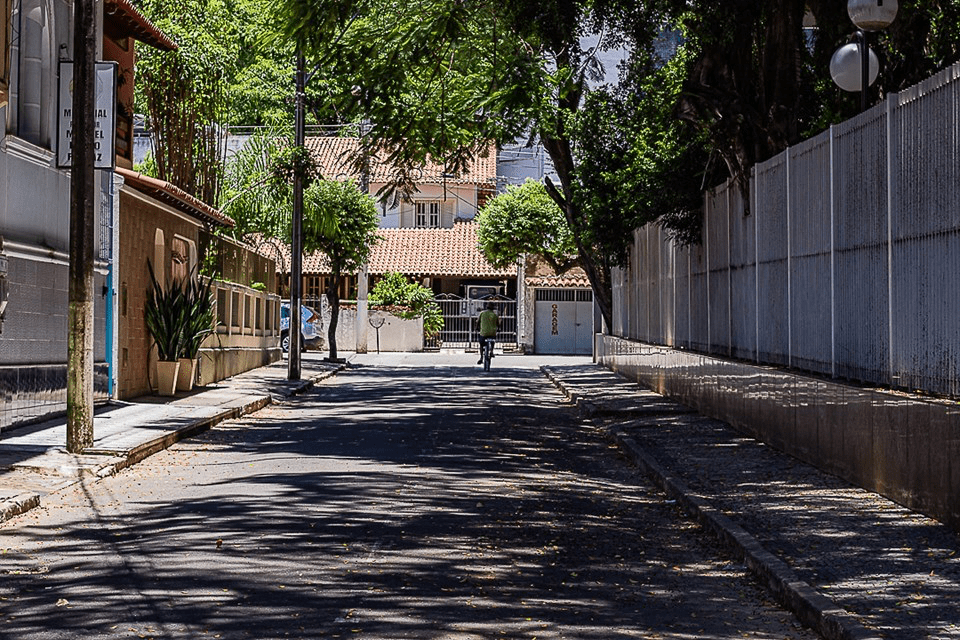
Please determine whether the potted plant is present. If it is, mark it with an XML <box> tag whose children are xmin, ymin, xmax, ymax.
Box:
<box><xmin>145</xmin><ymin>264</ymin><xmax>187</xmax><ymax>396</ymax></box>
<box><xmin>177</xmin><ymin>272</ymin><xmax>217</xmax><ymax>391</ymax></box>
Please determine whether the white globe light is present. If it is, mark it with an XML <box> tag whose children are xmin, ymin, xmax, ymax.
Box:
<box><xmin>830</xmin><ymin>43</ymin><xmax>880</xmax><ymax>92</ymax></box>
<box><xmin>848</xmin><ymin>0</ymin><xmax>898</xmax><ymax>31</ymax></box>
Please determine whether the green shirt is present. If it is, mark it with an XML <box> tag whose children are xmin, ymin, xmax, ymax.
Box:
<box><xmin>478</xmin><ymin>309</ymin><xmax>499</xmax><ymax>337</ymax></box>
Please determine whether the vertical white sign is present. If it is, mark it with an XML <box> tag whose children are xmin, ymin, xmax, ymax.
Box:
<box><xmin>57</xmin><ymin>61</ymin><xmax>118</xmax><ymax>169</ymax></box>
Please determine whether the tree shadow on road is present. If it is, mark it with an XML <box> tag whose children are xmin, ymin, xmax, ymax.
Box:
<box><xmin>0</xmin><ymin>365</ymin><xmax>813</xmax><ymax>639</ymax></box>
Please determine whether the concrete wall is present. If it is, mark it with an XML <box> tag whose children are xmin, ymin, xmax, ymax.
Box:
<box><xmin>200</xmin><ymin>280</ymin><xmax>280</xmax><ymax>385</ymax></box>
<box><xmin>325</xmin><ymin>307</ymin><xmax>423</xmax><ymax>352</ymax></box>
<box><xmin>597</xmin><ymin>334</ymin><xmax>960</xmax><ymax>532</ymax></box>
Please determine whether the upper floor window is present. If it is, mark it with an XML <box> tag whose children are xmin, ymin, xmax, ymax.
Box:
<box><xmin>415</xmin><ymin>201</ymin><xmax>440</xmax><ymax>228</ymax></box>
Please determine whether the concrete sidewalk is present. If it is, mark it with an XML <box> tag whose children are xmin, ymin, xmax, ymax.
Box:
<box><xmin>543</xmin><ymin>363</ymin><xmax>960</xmax><ymax>640</ymax></box>
<box><xmin>0</xmin><ymin>357</ymin><xmax>345</xmax><ymax>524</ymax></box>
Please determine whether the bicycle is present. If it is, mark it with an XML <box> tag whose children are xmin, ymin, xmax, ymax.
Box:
<box><xmin>479</xmin><ymin>337</ymin><xmax>494</xmax><ymax>371</ymax></box>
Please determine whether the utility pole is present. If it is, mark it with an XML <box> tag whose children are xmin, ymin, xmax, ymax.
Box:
<box><xmin>288</xmin><ymin>53</ymin><xmax>305</xmax><ymax>380</ymax></box>
<box><xmin>66</xmin><ymin>0</ymin><xmax>97</xmax><ymax>452</ymax></box>
<box><xmin>355</xmin><ymin>121</ymin><xmax>370</xmax><ymax>355</ymax></box>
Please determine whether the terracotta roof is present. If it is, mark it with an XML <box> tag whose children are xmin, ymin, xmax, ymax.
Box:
<box><xmin>104</xmin><ymin>0</ymin><xmax>177</xmax><ymax>51</ymax></box>
<box><xmin>274</xmin><ymin>221</ymin><xmax>513</xmax><ymax>278</ymax></box>
<box><xmin>304</xmin><ymin>137</ymin><xmax>496</xmax><ymax>186</ymax></box>
<box><xmin>116</xmin><ymin>167</ymin><xmax>234</xmax><ymax>228</ymax></box>
<box><xmin>522</xmin><ymin>256</ymin><xmax>589</xmax><ymax>288</ymax></box>
<box><xmin>526</xmin><ymin>273</ymin><xmax>592</xmax><ymax>288</ymax></box>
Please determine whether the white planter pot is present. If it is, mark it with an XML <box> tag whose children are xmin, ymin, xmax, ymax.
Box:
<box><xmin>176</xmin><ymin>358</ymin><xmax>197</xmax><ymax>391</ymax></box>
<box><xmin>156</xmin><ymin>360</ymin><xmax>181</xmax><ymax>397</ymax></box>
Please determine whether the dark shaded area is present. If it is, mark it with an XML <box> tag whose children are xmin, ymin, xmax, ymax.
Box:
<box><xmin>0</xmin><ymin>364</ymin><xmax>811</xmax><ymax>639</ymax></box>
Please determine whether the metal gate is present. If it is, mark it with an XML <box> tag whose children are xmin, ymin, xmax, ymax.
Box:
<box><xmin>534</xmin><ymin>288</ymin><xmax>594</xmax><ymax>355</ymax></box>
<box><xmin>427</xmin><ymin>294</ymin><xmax>517</xmax><ymax>349</ymax></box>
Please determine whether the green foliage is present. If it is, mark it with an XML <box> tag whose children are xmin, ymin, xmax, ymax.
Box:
<box><xmin>301</xmin><ymin>180</ymin><xmax>380</xmax><ymax>269</ymax></box>
<box><xmin>181</xmin><ymin>274</ymin><xmax>218</xmax><ymax>359</ymax></box>
<box><xmin>370</xmin><ymin>272</ymin><xmax>444</xmax><ymax>337</ymax></box>
<box><xmin>134</xmin><ymin>151</ymin><xmax>159</xmax><ymax>179</ymax></box>
<box><xmin>135</xmin><ymin>0</ymin><xmax>238</xmax><ymax>203</ymax></box>
<box><xmin>144</xmin><ymin>265</ymin><xmax>219</xmax><ymax>361</ymax></box>
<box><xmin>220</xmin><ymin>132</ymin><xmax>291</xmax><ymax>239</ymax></box>
<box><xmin>145</xmin><ymin>264</ymin><xmax>188</xmax><ymax>362</ymax></box>
<box><xmin>270</xmin><ymin>144</ymin><xmax>321</xmax><ymax>188</ymax></box>
<box><xmin>369</xmin><ymin>272</ymin><xmax>417</xmax><ymax>306</ymax></box>
<box><xmin>571</xmin><ymin>42</ymin><xmax>710</xmax><ymax>249</ymax></box>
<box><xmin>476</xmin><ymin>179</ymin><xmax>578</xmax><ymax>273</ymax></box>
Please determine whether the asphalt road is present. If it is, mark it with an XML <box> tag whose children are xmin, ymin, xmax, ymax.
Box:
<box><xmin>0</xmin><ymin>353</ymin><xmax>818</xmax><ymax>639</ymax></box>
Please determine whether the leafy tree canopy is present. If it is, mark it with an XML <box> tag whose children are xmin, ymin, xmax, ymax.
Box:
<box><xmin>301</xmin><ymin>180</ymin><xmax>381</xmax><ymax>273</ymax></box>
<box><xmin>274</xmin><ymin>0</ymin><xmax>668</xmax><ymax>330</ymax></box>
<box><xmin>476</xmin><ymin>179</ymin><xmax>578</xmax><ymax>274</ymax></box>
<box><xmin>301</xmin><ymin>179</ymin><xmax>382</xmax><ymax>359</ymax></box>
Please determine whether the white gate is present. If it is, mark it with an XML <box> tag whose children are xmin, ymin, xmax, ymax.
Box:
<box><xmin>534</xmin><ymin>288</ymin><xmax>593</xmax><ymax>355</ymax></box>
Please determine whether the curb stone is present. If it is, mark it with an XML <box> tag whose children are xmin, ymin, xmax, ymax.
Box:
<box><xmin>540</xmin><ymin>365</ymin><xmax>882</xmax><ymax>640</ymax></box>
<box><xmin>0</xmin><ymin>493</ymin><xmax>41</xmax><ymax>523</ymax></box>
<box><xmin>0</xmin><ymin>364</ymin><xmax>346</xmax><ymax>525</ymax></box>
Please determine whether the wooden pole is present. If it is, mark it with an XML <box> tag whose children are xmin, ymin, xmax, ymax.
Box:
<box><xmin>66</xmin><ymin>0</ymin><xmax>97</xmax><ymax>452</ymax></box>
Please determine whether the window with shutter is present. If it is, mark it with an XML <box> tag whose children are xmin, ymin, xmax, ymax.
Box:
<box><xmin>414</xmin><ymin>201</ymin><xmax>441</xmax><ymax>228</ymax></box>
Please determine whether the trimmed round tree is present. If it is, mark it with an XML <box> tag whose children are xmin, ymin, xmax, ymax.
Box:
<box><xmin>302</xmin><ymin>179</ymin><xmax>381</xmax><ymax>361</ymax></box>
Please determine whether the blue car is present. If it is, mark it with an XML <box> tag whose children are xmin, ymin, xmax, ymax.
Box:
<box><xmin>279</xmin><ymin>302</ymin><xmax>324</xmax><ymax>352</ymax></box>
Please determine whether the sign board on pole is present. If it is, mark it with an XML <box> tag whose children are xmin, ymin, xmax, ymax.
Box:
<box><xmin>57</xmin><ymin>61</ymin><xmax>118</xmax><ymax>170</ymax></box>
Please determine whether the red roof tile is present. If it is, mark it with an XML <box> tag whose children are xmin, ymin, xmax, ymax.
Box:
<box><xmin>304</xmin><ymin>137</ymin><xmax>496</xmax><ymax>186</ymax></box>
<box><xmin>104</xmin><ymin>0</ymin><xmax>177</xmax><ymax>51</ymax></box>
<box><xmin>274</xmin><ymin>220</ymin><xmax>513</xmax><ymax>278</ymax></box>
<box><xmin>526</xmin><ymin>273</ymin><xmax>592</xmax><ymax>288</ymax></box>
<box><xmin>117</xmin><ymin>167</ymin><xmax>234</xmax><ymax>228</ymax></box>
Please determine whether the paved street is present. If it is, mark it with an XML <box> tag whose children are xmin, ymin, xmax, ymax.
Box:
<box><xmin>1</xmin><ymin>353</ymin><xmax>815</xmax><ymax>639</ymax></box>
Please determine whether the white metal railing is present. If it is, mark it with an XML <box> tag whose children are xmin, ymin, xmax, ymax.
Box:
<box><xmin>614</xmin><ymin>61</ymin><xmax>960</xmax><ymax>396</ymax></box>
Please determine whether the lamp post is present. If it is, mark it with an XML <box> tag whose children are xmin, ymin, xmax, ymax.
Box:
<box><xmin>830</xmin><ymin>0</ymin><xmax>898</xmax><ymax>111</ymax></box>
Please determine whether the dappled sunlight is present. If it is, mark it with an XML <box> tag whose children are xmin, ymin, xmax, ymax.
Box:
<box><xmin>609</xmin><ymin>388</ymin><xmax>960</xmax><ymax>640</ymax></box>
<box><xmin>0</xmin><ymin>363</ymin><xmax>815</xmax><ymax>639</ymax></box>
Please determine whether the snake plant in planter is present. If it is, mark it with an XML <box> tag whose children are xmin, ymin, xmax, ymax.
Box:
<box><xmin>177</xmin><ymin>273</ymin><xmax>218</xmax><ymax>390</ymax></box>
<box><xmin>145</xmin><ymin>264</ymin><xmax>188</xmax><ymax>395</ymax></box>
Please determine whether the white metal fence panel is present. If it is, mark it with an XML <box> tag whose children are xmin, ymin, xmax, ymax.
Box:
<box><xmin>788</xmin><ymin>132</ymin><xmax>833</xmax><ymax>376</ymax></box>
<box><xmin>613</xmin><ymin>61</ymin><xmax>960</xmax><ymax>396</ymax></box>
<box><xmin>728</xmin><ymin>181</ymin><xmax>756</xmax><ymax>361</ymax></box>
<box><xmin>891</xmin><ymin>65</ymin><xmax>960</xmax><ymax>395</ymax></box>
<box><xmin>755</xmin><ymin>153</ymin><xmax>790</xmax><ymax>366</ymax></box>
<box><xmin>706</xmin><ymin>186</ymin><xmax>730</xmax><ymax>354</ymax></box>
<box><xmin>833</xmin><ymin>108</ymin><xmax>890</xmax><ymax>384</ymax></box>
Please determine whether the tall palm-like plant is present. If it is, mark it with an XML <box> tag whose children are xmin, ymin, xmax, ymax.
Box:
<box><xmin>182</xmin><ymin>272</ymin><xmax>218</xmax><ymax>359</ymax></box>
<box><xmin>145</xmin><ymin>263</ymin><xmax>189</xmax><ymax>362</ymax></box>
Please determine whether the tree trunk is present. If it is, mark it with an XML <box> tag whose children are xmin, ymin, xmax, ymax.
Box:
<box><xmin>326</xmin><ymin>274</ymin><xmax>340</xmax><ymax>361</ymax></box>
<box><xmin>540</xmin><ymin>133</ymin><xmax>615</xmax><ymax>334</ymax></box>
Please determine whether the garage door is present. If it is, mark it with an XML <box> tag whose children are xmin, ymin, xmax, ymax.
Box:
<box><xmin>534</xmin><ymin>289</ymin><xmax>594</xmax><ymax>355</ymax></box>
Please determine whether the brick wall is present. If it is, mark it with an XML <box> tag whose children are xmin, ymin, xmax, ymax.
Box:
<box><xmin>117</xmin><ymin>188</ymin><xmax>203</xmax><ymax>399</ymax></box>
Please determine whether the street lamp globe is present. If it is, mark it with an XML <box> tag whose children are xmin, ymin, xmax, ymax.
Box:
<box><xmin>848</xmin><ymin>0</ymin><xmax>898</xmax><ymax>31</ymax></box>
<box><xmin>830</xmin><ymin>42</ymin><xmax>879</xmax><ymax>92</ymax></box>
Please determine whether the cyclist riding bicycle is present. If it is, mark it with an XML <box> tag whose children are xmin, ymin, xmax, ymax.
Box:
<box><xmin>477</xmin><ymin>301</ymin><xmax>499</xmax><ymax>365</ymax></box>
